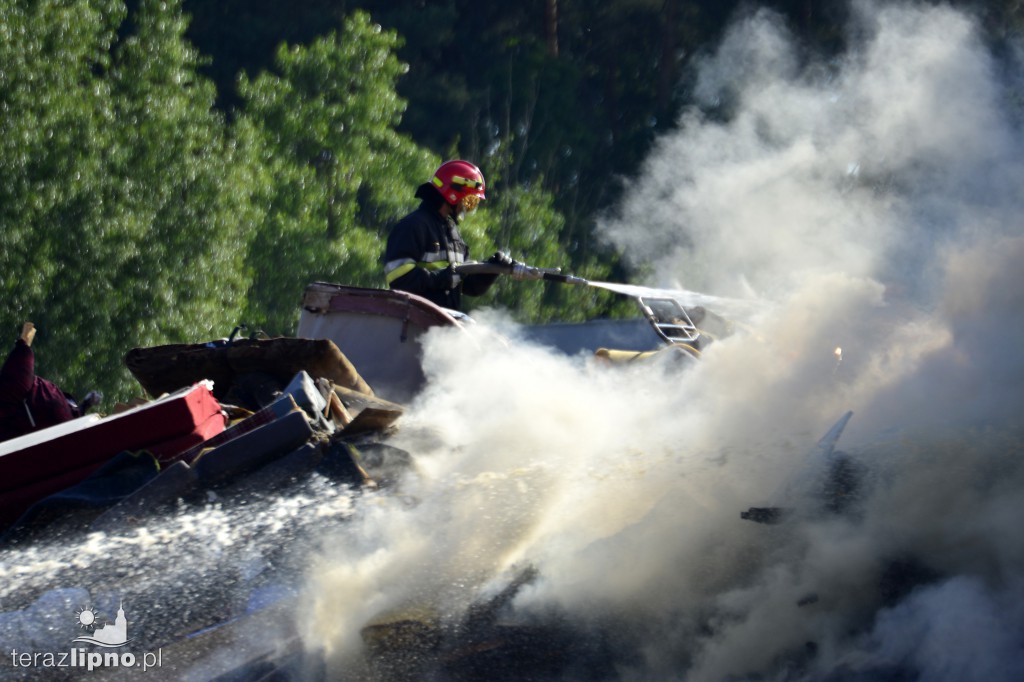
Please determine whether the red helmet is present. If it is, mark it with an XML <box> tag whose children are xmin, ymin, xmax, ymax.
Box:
<box><xmin>431</xmin><ymin>160</ymin><xmax>486</xmax><ymax>208</ymax></box>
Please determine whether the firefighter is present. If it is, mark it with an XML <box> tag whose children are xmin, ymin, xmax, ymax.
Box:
<box><xmin>383</xmin><ymin>160</ymin><xmax>515</xmax><ymax>311</ymax></box>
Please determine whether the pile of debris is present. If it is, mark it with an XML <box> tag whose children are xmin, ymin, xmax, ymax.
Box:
<box><xmin>0</xmin><ymin>336</ymin><xmax>405</xmax><ymax>545</ymax></box>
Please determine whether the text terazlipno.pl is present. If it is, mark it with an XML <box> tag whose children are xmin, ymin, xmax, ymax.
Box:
<box><xmin>8</xmin><ymin>648</ymin><xmax>162</xmax><ymax>672</ymax></box>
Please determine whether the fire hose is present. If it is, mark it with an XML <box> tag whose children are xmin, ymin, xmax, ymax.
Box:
<box><xmin>454</xmin><ymin>261</ymin><xmax>589</xmax><ymax>286</ymax></box>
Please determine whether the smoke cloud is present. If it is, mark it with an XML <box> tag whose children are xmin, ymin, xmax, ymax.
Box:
<box><xmin>303</xmin><ymin>2</ymin><xmax>1024</xmax><ymax>680</ymax></box>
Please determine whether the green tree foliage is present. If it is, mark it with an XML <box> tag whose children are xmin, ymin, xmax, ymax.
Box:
<box><xmin>177</xmin><ymin>0</ymin><xmax>348</xmax><ymax>111</ymax></box>
<box><xmin>0</xmin><ymin>0</ymin><xmax>258</xmax><ymax>401</ymax></box>
<box><xmin>103</xmin><ymin>0</ymin><xmax>257</xmax><ymax>363</ymax></box>
<box><xmin>236</xmin><ymin>12</ymin><xmax>436</xmax><ymax>334</ymax></box>
<box><xmin>1</xmin><ymin>0</ymin><xmax>127</xmax><ymax>396</ymax></box>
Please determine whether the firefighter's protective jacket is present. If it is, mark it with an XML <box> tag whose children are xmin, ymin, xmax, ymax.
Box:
<box><xmin>383</xmin><ymin>202</ymin><xmax>497</xmax><ymax>310</ymax></box>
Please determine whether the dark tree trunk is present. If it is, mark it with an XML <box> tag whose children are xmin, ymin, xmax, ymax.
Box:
<box><xmin>545</xmin><ymin>0</ymin><xmax>559</xmax><ymax>57</ymax></box>
<box><xmin>657</xmin><ymin>0</ymin><xmax>678</xmax><ymax>124</ymax></box>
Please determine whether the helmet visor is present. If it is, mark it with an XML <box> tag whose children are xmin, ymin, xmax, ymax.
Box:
<box><xmin>461</xmin><ymin>194</ymin><xmax>481</xmax><ymax>213</ymax></box>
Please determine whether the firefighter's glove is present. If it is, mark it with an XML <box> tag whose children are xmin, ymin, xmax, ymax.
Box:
<box><xmin>512</xmin><ymin>263</ymin><xmax>543</xmax><ymax>281</ymax></box>
<box><xmin>436</xmin><ymin>265</ymin><xmax>461</xmax><ymax>291</ymax></box>
<box><xmin>487</xmin><ymin>251</ymin><xmax>515</xmax><ymax>268</ymax></box>
<box><xmin>488</xmin><ymin>251</ymin><xmax>536</xmax><ymax>280</ymax></box>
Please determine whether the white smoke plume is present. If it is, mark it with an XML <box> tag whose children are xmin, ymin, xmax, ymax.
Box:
<box><xmin>302</xmin><ymin>3</ymin><xmax>1024</xmax><ymax>680</ymax></box>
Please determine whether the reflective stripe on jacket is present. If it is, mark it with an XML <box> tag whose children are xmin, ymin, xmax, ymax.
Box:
<box><xmin>383</xmin><ymin>204</ymin><xmax>470</xmax><ymax>309</ymax></box>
